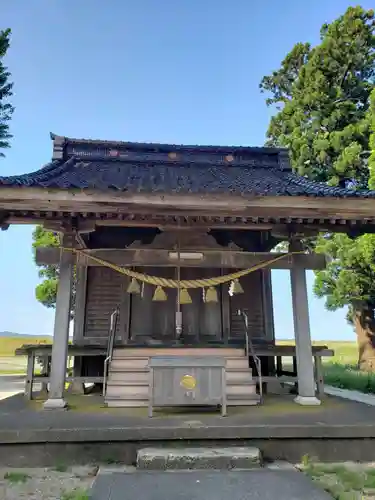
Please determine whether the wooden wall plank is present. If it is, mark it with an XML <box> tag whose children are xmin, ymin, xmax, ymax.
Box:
<box><xmin>229</xmin><ymin>271</ymin><xmax>265</xmax><ymax>342</ymax></box>
<box><xmin>83</xmin><ymin>267</ymin><xmax>124</xmax><ymax>345</ymax></box>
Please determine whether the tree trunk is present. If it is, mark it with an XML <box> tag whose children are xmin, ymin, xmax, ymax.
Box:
<box><xmin>354</xmin><ymin>306</ymin><xmax>375</xmax><ymax>371</ymax></box>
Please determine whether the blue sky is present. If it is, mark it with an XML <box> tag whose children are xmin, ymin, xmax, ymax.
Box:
<box><xmin>1</xmin><ymin>0</ymin><xmax>370</xmax><ymax>340</ymax></box>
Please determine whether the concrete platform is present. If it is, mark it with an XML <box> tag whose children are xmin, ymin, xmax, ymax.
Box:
<box><xmin>2</xmin><ymin>393</ymin><xmax>375</xmax><ymax>465</ymax></box>
<box><xmin>91</xmin><ymin>470</ymin><xmax>332</xmax><ymax>500</ymax></box>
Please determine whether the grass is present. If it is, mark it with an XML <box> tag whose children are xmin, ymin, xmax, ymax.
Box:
<box><xmin>277</xmin><ymin>339</ymin><xmax>375</xmax><ymax>395</ymax></box>
<box><xmin>0</xmin><ymin>336</ymin><xmax>52</xmax><ymax>357</ymax></box>
<box><xmin>319</xmin><ymin>341</ymin><xmax>375</xmax><ymax>395</ymax></box>
<box><xmin>60</xmin><ymin>489</ymin><xmax>89</xmax><ymax>500</ymax></box>
<box><xmin>0</xmin><ymin>336</ymin><xmax>51</xmax><ymax>375</ymax></box>
<box><xmin>323</xmin><ymin>363</ymin><xmax>375</xmax><ymax>394</ymax></box>
<box><xmin>53</xmin><ymin>462</ymin><xmax>69</xmax><ymax>472</ymax></box>
<box><xmin>4</xmin><ymin>471</ymin><xmax>31</xmax><ymax>484</ymax></box>
<box><xmin>302</xmin><ymin>458</ymin><xmax>375</xmax><ymax>499</ymax></box>
<box><xmin>0</xmin><ymin>367</ymin><xmax>27</xmax><ymax>375</ymax></box>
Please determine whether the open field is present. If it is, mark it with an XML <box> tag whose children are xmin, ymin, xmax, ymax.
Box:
<box><xmin>1</xmin><ymin>337</ymin><xmax>357</xmax><ymax>362</ymax></box>
<box><xmin>277</xmin><ymin>339</ymin><xmax>358</xmax><ymax>365</ymax></box>
<box><xmin>0</xmin><ymin>337</ymin><xmax>364</xmax><ymax>393</ymax></box>
<box><xmin>0</xmin><ymin>336</ymin><xmax>52</xmax><ymax>357</ymax></box>
<box><xmin>0</xmin><ymin>336</ymin><xmax>51</xmax><ymax>374</ymax></box>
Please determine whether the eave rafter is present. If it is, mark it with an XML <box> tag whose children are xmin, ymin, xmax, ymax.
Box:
<box><xmin>2</xmin><ymin>188</ymin><xmax>375</xmax><ymax>236</ymax></box>
<box><xmin>1</xmin><ymin>209</ymin><xmax>374</xmax><ymax>238</ymax></box>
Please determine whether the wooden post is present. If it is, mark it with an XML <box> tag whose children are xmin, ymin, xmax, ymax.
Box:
<box><xmin>314</xmin><ymin>355</ymin><xmax>324</xmax><ymax>397</ymax></box>
<box><xmin>290</xmin><ymin>241</ymin><xmax>321</xmax><ymax>406</ymax></box>
<box><xmin>43</xmin><ymin>233</ymin><xmax>75</xmax><ymax>410</ymax></box>
<box><xmin>261</xmin><ymin>269</ymin><xmax>275</xmax><ymax>377</ymax></box>
<box><xmin>39</xmin><ymin>355</ymin><xmax>49</xmax><ymax>396</ymax></box>
<box><xmin>25</xmin><ymin>351</ymin><xmax>35</xmax><ymax>400</ymax></box>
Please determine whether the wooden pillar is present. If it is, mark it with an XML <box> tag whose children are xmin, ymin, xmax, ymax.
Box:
<box><xmin>290</xmin><ymin>241</ymin><xmax>321</xmax><ymax>406</ymax></box>
<box><xmin>261</xmin><ymin>269</ymin><xmax>275</xmax><ymax>379</ymax></box>
<box><xmin>43</xmin><ymin>233</ymin><xmax>75</xmax><ymax>410</ymax></box>
<box><xmin>72</xmin><ymin>264</ymin><xmax>88</xmax><ymax>344</ymax></box>
<box><xmin>25</xmin><ymin>351</ymin><xmax>35</xmax><ymax>400</ymax></box>
<box><xmin>261</xmin><ymin>269</ymin><xmax>275</xmax><ymax>343</ymax></box>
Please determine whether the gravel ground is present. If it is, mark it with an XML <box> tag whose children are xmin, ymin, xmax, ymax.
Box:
<box><xmin>0</xmin><ymin>466</ymin><xmax>98</xmax><ymax>500</ymax></box>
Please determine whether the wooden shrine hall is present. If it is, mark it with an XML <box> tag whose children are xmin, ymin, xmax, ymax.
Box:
<box><xmin>1</xmin><ymin>134</ymin><xmax>375</xmax><ymax>412</ymax></box>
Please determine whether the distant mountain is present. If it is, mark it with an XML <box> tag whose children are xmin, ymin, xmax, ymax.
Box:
<box><xmin>0</xmin><ymin>331</ymin><xmax>52</xmax><ymax>338</ymax></box>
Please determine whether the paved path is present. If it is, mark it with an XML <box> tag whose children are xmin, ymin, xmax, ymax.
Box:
<box><xmin>325</xmin><ymin>384</ymin><xmax>375</xmax><ymax>406</ymax></box>
<box><xmin>91</xmin><ymin>470</ymin><xmax>331</xmax><ymax>500</ymax></box>
<box><xmin>0</xmin><ymin>374</ymin><xmax>24</xmax><ymax>400</ymax></box>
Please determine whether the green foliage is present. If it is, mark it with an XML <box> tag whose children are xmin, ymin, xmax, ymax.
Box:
<box><xmin>304</xmin><ymin>461</ymin><xmax>375</xmax><ymax>499</ymax></box>
<box><xmin>32</xmin><ymin>226</ymin><xmax>60</xmax><ymax>310</ymax></box>
<box><xmin>4</xmin><ymin>471</ymin><xmax>31</xmax><ymax>484</ymax></box>
<box><xmin>260</xmin><ymin>6</ymin><xmax>375</xmax><ymax>187</ymax></box>
<box><xmin>32</xmin><ymin>226</ymin><xmax>76</xmax><ymax>315</ymax></box>
<box><xmin>60</xmin><ymin>489</ymin><xmax>89</xmax><ymax>500</ymax></box>
<box><xmin>369</xmin><ymin>88</ymin><xmax>375</xmax><ymax>188</ymax></box>
<box><xmin>261</xmin><ymin>8</ymin><xmax>375</xmax><ymax>366</ymax></box>
<box><xmin>53</xmin><ymin>462</ymin><xmax>68</xmax><ymax>472</ymax></box>
<box><xmin>0</xmin><ymin>28</ymin><xmax>14</xmax><ymax>156</ymax></box>
<box><xmin>323</xmin><ymin>362</ymin><xmax>375</xmax><ymax>393</ymax></box>
<box><xmin>314</xmin><ymin>233</ymin><xmax>375</xmax><ymax>312</ymax></box>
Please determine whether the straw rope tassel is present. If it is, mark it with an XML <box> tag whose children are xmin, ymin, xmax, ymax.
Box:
<box><xmin>153</xmin><ymin>285</ymin><xmax>167</xmax><ymax>301</ymax></box>
<box><xmin>127</xmin><ymin>277</ymin><xmax>141</xmax><ymax>294</ymax></box>
<box><xmin>205</xmin><ymin>286</ymin><xmax>218</xmax><ymax>303</ymax></box>
<box><xmin>180</xmin><ymin>288</ymin><xmax>192</xmax><ymax>304</ymax></box>
<box><xmin>230</xmin><ymin>278</ymin><xmax>244</xmax><ymax>295</ymax></box>
<box><xmin>63</xmin><ymin>248</ymin><xmax>300</xmax><ymax>289</ymax></box>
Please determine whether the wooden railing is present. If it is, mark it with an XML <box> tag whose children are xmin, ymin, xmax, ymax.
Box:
<box><xmin>103</xmin><ymin>307</ymin><xmax>119</xmax><ymax>397</ymax></box>
<box><xmin>238</xmin><ymin>309</ymin><xmax>263</xmax><ymax>404</ymax></box>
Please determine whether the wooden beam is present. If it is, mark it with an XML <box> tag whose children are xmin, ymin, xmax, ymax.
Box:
<box><xmin>1</xmin><ymin>187</ymin><xmax>375</xmax><ymax>219</ymax></box>
<box><xmin>43</xmin><ymin>219</ymin><xmax>96</xmax><ymax>233</ymax></box>
<box><xmin>2</xmin><ymin>211</ymin><xmax>374</xmax><ymax>235</ymax></box>
<box><xmin>35</xmin><ymin>247</ymin><xmax>326</xmax><ymax>270</ymax></box>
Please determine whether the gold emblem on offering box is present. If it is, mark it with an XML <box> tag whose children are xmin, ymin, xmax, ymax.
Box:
<box><xmin>180</xmin><ymin>374</ymin><xmax>196</xmax><ymax>390</ymax></box>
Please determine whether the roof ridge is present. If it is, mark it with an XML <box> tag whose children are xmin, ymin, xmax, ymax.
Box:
<box><xmin>50</xmin><ymin>133</ymin><xmax>286</xmax><ymax>156</ymax></box>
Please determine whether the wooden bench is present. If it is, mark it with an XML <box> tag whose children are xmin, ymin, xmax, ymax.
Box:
<box><xmin>15</xmin><ymin>344</ymin><xmax>106</xmax><ymax>399</ymax></box>
<box><xmin>250</xmin><ymin>344</ymin><xmax>334</xmax><ymax>396</ymax></box>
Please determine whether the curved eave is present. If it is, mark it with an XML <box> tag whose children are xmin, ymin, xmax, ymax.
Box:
<box><xmin>1</xmin><ymin>158</ymin><xmax>375</xmax><ymax>200</ymax></box>
<box><xmin>1</xmin><ymin>185</ymin><xmax>375</xmax><ymax>220</ymax></box>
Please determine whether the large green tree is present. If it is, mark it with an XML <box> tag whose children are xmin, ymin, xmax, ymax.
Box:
<box><xmin>0</xmin><ymin>29</ymin><xmax>14</xmax><ymax>156</ymax></box>
<box><xmin>314</xmin><ymin>234</ymin><xmax>375</xmax><ymax>369</ymax></box>
<box><xmin>260</xmin><ymin>6</ymin><xmax>375</xmax><ymax>369</ymax></box>
<box><xmin>369</xmin><ymin>88</ymin><xmax>375</xmax><ymax>187</ymax></box>
<box><xmin>32</xmin><ymin>226</ymin><xmax>76</xmax><ymax>317</ymax></box>
<box><xmin>32</xmin><ymin>226</ymin><xmax>60</xmax><ymax>309</ymax></box>
<box><xmin>261</xmin><ymin>6</ymin><xmax>375</xmax><ymax>188</ymax></box>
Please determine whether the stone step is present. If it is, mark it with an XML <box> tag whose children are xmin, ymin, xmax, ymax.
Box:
<box><xmin>227</xmin><ymin>393</ymin><xmax>261</xmax><ymax>405</ymax></box>
<box><xmin>226</xmin><ymin>384</ymin><xmax>257</xmax><ymax>395</ymax></box>
<box><xmin>110</xmin><ymin>357</ymin><xmax>249</xmax><ymax>371</ymax></box>
<box><xmin>107</xmin><ymin>371</ymin><xmax>254</xmax><ymax>384</ymax></box>
<box><xmin>136</xmin><ymin>447</ymin><xmax>261</xmax><ymax>470</ymax></box>
<box><xmin>106</xmin><ymin>385</ymin><xmax>149</xmax><ymax>398</ymax></box>
<box><xmin>105</xmin><ymin>397</ymin><xmax>148</xmax><ymax>407</ymax></box>
<box><xmin>112</xmin><ymin>347</ymin><xmax>245</xmax><ymax>358</ymax></box>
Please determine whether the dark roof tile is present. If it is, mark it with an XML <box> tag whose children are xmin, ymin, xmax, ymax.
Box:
<box><xmin>1</xmin><ymin>136</ymin><xmax>375</xmax><ymax>199</ymax></box>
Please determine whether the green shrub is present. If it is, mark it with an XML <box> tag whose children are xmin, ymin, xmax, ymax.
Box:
<box><xmin>323</xmin><ymin>363</ymin><xmax>375</xmax><ymax>393</ymax></box>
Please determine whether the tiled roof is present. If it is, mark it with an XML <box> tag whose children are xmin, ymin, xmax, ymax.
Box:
<box><xmin>0</xmin><ymin>135</ymin><xmax>374</xmax><ymax>198</ymax></box>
